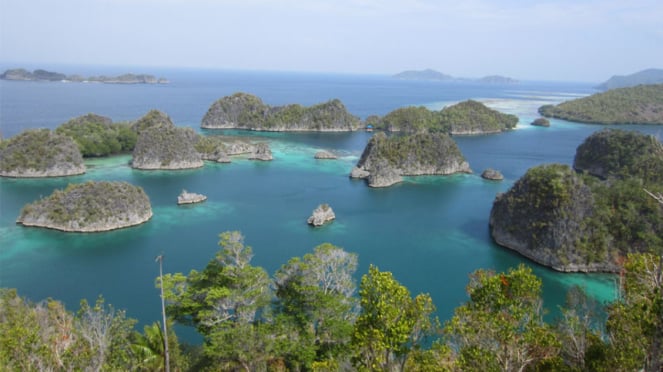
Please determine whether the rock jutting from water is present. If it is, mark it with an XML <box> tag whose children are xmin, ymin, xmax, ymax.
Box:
<box><xmin>132</xmin><ymin>124</ymin><xmax>204</xmax><ymax>170</ymax></box>
<box><xmin>307</xmin><ymin>204</ymin><xmax>336</xmax><ymax>226</ymax></box>
<box><xmin>530</xmin><ymin>118</ymin><xmax>551</xmax><ymax>127</ymax></box>
<box><xmin>481</xmin><ymin>168</ymin><xmax>504</xmax><ymax>181</ymax></box>
<box><xmin>248</xmin><ymin>142</ymin><xmax>273</xmax><ymax>161</ymax></box>
<box><xmin>177</xmin><ymin>190</ymin><xmax>207</xmax><ymax>205</ymax></box>
<box><xmin>0</xmin><ymin>129</ymin><xmax>86</xmax><ymax>178</ymax></box>
<box><xmin>350</xmin><ymin>132</ymin><xmax>471</xmax><ymax>187</ymax></box>
<box><xmin>314</xmin><ymin>150</ymin><xmax>338</xmax><ymax>159</ymax></box>
<box><xmin>16</xmin><ymin>181</ymin><xmax>152</xmax><ymax>232</ymax></box>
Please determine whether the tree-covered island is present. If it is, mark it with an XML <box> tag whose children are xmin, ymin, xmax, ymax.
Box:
<box><xmin>0</xmin><ymin>68</ymin><xmax>169</xmax><ymax>84</ymax></box>
<box><xmin>539</xmin><ymin>84</ymin><xmax>663</xmax><ymax>125</ymax></box>
<box><xmin>351</xmin><ymin>132</ymin><xmax>471</xmax><ymax>187</ymax></box>
<box><xmin>0</xmin><ymin>129</ymin><xmax>86</xmax><ymax>177</ymax></box>
<box><xmin>16</xmin><ymin>181</ymin><xmax>152</xmax><ymax>232</ymax></box>
<box><xmin>373</xmin><ymin>100</ymin><xmax>518</xmax><ymax>134</ymax></box>
<box><xmin>490</xmin><ymin>129</ymin><xmax>663</xmax><ymax>272</ymax></box>
<box><xmin>201</xmin><ymin>93</ymin><xmax>362</xmax><ymax>131</ymax></box>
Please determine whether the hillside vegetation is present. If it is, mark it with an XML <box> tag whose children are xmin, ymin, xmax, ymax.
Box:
<box><xmin>490</xmin><ymin>129</ymin><xmax>663</xmax><ymax>272</ymax></box>
<box><xmin>0</xmin><ymin>129</ymin><xmax>85</xmax><ymax>177</ymax></box>
<box><xmin>374</xmin><ymin>100</ymin><xmax>517</xmax><ymax>134</ymax></box>
<box><xmin>201</xmin><ymin>93</ymin><xmax>362</xmax><ymax>131</ymax></box>
<box><xmin>539</xmin><ymin>84</ymin><xmax>663</xmax><ymax>124</ymax></box>
<box><xmin>56</xmin><ymin>113</ymin><xmax>137</xmax><ymax>157</ymax></box>
<box><xmin>17</xmin><ymin>181</ymin><xmax>152</xmax><ymax>232</ymax></box>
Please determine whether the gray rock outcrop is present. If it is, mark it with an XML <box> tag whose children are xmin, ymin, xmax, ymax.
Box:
<box><xmin>177</xmin><ymin>190</ymin><xmax>207</xmax><ymax>205</ymax></box>
<box><xmin>0</xmin><ymin>129</ymin><xmax>85</xmax><ymax>178</ymax></box>
<box><xmin>481</xmin><ymin>168</ymin><xmax>504</xmax><ymax>181</ymax></box>
<box><xmin>351</xmin><ymin>132</ymin><xmax>471</xmax><ymax>187</ymax></box>
<box><xmin>249</xmin><ymin>143</ymin><xmax>273</xmax><ymax>161</ymax></box>
<box><xmin>314</xmin><ymin>150</ymin><xmax>338</xmax><ymax>159</ymax></box>
<box><xmin>132</xmin><ymin>126</ymin><xmax>203</xmax><ymax>170</ymax></box>
<box><xmin>16</xmin><ymin>181</ymin><xmax>152</xmax><ymax>232</ymax></box>
<box><xmin>489</xmin><ymin>164</ymin><xmax>614</xmax><ymax>272</ymax></box>
<box><xmin>307</xmin><ymin>204</ymin><xmax>336</xmax><ymax>226</ymax></box>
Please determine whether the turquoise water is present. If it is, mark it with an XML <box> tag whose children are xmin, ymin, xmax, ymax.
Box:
<box><xmin>0</xmin><ymin>70</ymin><xmax>657</xmax><ymax>335</ymax></box>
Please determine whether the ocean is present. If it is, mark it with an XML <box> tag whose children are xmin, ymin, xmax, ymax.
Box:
<box><xmin>1</xmin><ymin>68</ymin><xmax>659</xmax><ymax>336</ymax></box>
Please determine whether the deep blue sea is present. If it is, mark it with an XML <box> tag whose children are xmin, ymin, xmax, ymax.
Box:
<box><xmin>1</xmin><ymin>68</ymin><xmax>660</xmax><ymax>338</ymax></box>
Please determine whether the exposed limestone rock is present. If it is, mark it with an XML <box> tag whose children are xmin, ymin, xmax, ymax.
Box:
<box><xmin>132</xmin><ymin>126</ymin><xmax>203</xmax><ymax>170</ymax></box>
<box><xmin>314</xmin><ymin>150</ymin><xmax>338</xmax><ymax>159</ymax></box>
<box><xmin>481</xmin><ymin>168</ymin><xmax>504</xmax><ymax>181</ymax></box>
<box><xmin>0</xmin><ymin>129</ymin><xmax>85</xmax><ymax>178</ymax></box>
<box><xmin>249</xmin><ymin>143</ymin><xmax>273</xmax><ymax>161</ymax></box>
<box><xmin>177</xmin><ymin>190</ymin><xmax>207</xmax><ymax>205</ymax></box>
<box><xmin>351</xmin><ymin>132</ymin><xmax>471</xmax><ymax>187</ymax></box>
<box><xmin>489</xmin><ymin>164</ymin><xmax>614</xmax><ymax>272</ymax></box>
<box><xmin>307</xmin><ymin>204</ymin><xmax>336</xmax><ymax>226</ymax></box>
<box><xmin>16</xmin><ymin>181</ymin><xmax>152</xmax><ymax>232</ymax></box>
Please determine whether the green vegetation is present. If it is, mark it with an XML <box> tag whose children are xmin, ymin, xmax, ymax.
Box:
<box><xmin>539</xmin><ymin>84</ymin><xmax>663</xmax><ymax>124</ymax></box>
<box><xmin>201</xmin><ymin>92</ymin><xmax>361</xmax><ymax>131</ymax></box>
<box><xmin>3</xmin><ymin>232</ymin><xmax>660</xmax><ymax>371</ymax></box>
<box><xmin>373</xmin><ymin>100</ymin><xmax>517</xmax><ymax>134</ymax></box>
<box><xmin>0</xmin><ymin>129</ymin><xmax>84</xmax><ymax>175</ymax></box>
<box><xmin>358</xmin><ymin>132</ymin><xmax>469</xmax><ymax>175</ymax></box>
<box><xmin>131</xmin><ymin>109</ymin><xmax>175</xmax><ymax>134</ymax></box>
<box><xmin>491</xmin><ymin>130</ymin><xmax>663</xmax><ymax>271</ymax></box>
<box><xmin>574</xmin><ymin>129</ymin><xmax>663</xmax><ymax>183</ymax></box>
<box><xmin>56</xmin><ymin>113</ymin><xmax>137</xmax><ymax>157</ymax></box>
<box><xmin>17</xmin><ymin>181</ymin><xmax>152</xmax><ymax>231</ymax></box>
<box><xmin>132</xmin><ymin>126</ymin><xmax>202</xmax><ymax>169</ymax></box>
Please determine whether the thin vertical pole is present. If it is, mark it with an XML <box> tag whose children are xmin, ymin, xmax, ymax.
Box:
<box><xmin>156</xmin><ymin>255</ymin><xmax>171</xmax><ymax>372</ymax></box>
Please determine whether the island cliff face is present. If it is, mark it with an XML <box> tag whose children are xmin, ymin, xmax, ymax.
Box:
<box><xmin>132</xmin><ymin>126</ymin><xmax>203</xmax><ymax>170</ymax></box>
<box><xmin>489</xmin><ymin>164</ymin><xmax>608</xmax><ymax>272</ymax></box>
<box><xmin>351</xmin><ymin>132</ymin><xmax>471</xmax><ymax>187</ymax></box>
<box><xmin>17</xmin><ymin>181</ymin><xmax>152</xmax><ymax>232</ymax></box>
<box><xmin>490</xmin><ymin>130</ymin><xmax>663</xmax><ymax>273</ymax></box>
<box><xmin>0</xmin><ymin>129</ymin><xmax>85</xmax><ymax>177</ymax></box>
<box><xmin>201</xmin><ymin>93</ymin><xmax>361</xmax><ymax>131</ymax></box>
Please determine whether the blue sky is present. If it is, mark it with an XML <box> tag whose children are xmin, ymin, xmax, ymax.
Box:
<box><xmin>1</xmin><ymin>0</ymin><xmax>661</xmax><ymax>82</ymax></box>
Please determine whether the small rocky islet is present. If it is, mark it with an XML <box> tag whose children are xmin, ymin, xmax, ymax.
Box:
<box><xmin>16</xmin><ymin>181</ymin><xmax>152</xmax><ymax>232</ymax></box>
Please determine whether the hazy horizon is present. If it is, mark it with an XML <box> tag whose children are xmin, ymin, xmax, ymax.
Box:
<box><xmin>1</xmin><ymin>0</ymin><xmax>662</xmax><ymax>82</ymax></box>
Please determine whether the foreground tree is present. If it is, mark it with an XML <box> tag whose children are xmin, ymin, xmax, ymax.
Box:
<box><xmin>555</xmin><ymin>286</ymin><xmax>607</xmax><ymax>370</ymax></box>
<box><xmin>444</xmin><ymin>265</ymin><xmax>560</xmax><ymax>371</ymax></box>
<box><xmin>274</xmin><ymin>243</ymin><xmax>358</xmax><ymax>368</ymax></box>
<box><xmin>161</xmin><ymin>231</ymin><xmax>274</xmax><ymax>370</ymax></box>
<box><xmin>352</xmin><ymin>265</ymin><xmax>439</xmax><ymax>371</ymax></box>
<box><xmin>607</xmin><ymin>253</ymin><xmax>663</xmax><ymax>371</ymax></box>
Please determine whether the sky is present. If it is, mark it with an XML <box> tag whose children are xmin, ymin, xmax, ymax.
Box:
<box><xmin>1</xmin><ymin>0</ymin><xmax>662</xmax><ymax>82</ymax></box>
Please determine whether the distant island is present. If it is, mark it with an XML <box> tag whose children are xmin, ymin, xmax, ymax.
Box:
<box><xmin>392</xmin><ymin>69</ymin><xmax>518</xmax><ymax>84</ymax></box>
<box><xmin>371</xmin><ymin>100</ymin><xmax>518</xmax><ymax>134</ymax></box>
<box><xmin>538</xmin><ymin>84</ymin><xmax>663</xmax><ymax>124</ymax></box>
<box><xmin>201</xmin><ymin>92</ymin><xmax>362</xmax><ymax>131</ymax></box>
<box><xmin>0</xmin><ymin>68</ymin><xmax>169</xmax><ymax>84</ymax></box>
<box><xmin>16</xmin><ymin>181</ymin><xmax>153</xmax><ymax>232</ymax></box>
<box><xmin>596</xmin><ymin>68</ymin><xmax>663</xmax><ymax>90</ymax></box>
